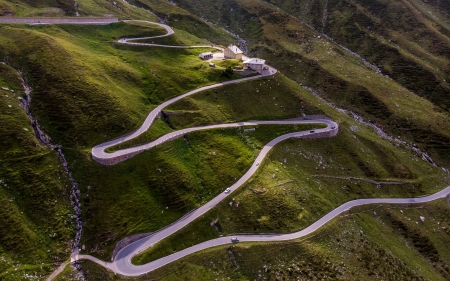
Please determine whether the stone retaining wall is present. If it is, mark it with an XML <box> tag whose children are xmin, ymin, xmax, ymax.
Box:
<box><xmin>92</xmin><ymin>150</ymin><xmax>142</xmax><ymax>166</ymax></box>
<box><xmin>111</xmin><ymin>232</ymin><xmax>153</xmax><ymax>261</ymax></box>
<box><xmin>0</xmin><ymin>17</ymin><xmax>118</xmax><ymax>24</ymax></box>
<box><xmin>297</xmin><ymin>127</ymin><xmax>339</xmax><ymax>139</ymax></box>
<box><xmin>94</xmin><ymin>127</ymin><xmax>338</xmax><ymax>165</ymax></box>
<box><xmin>92</xmin><ymin>135</ymin><xmax>185</xmax><ymax>165</ymax></box>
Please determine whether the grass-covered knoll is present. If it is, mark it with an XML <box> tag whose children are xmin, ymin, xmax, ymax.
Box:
<box><xmin>84</xmin><ymin>199</ymin><xmax>450</xmax><ymax>280</ymax></box>
<box><xmin>166</xmin><ymin>73</ymin><xmax>321</xmax><ymax>129</ymax></box>
<box><xmin>0</xmin><ymin>63</ymin><xmax>74</xmax><ymax>280</ymax></box>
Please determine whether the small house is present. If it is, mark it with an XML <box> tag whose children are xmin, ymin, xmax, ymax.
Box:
<box><xmin>199</xmin><ymin>52</ymin><xmax>213</xmax><ymax>59</ymax></box>
<box><xmin>224</xmin><ymin>45</ymin><xmax>243</xmax><ymax>60</ymax></box>
<box><xmin>243</xmin><ymin>58</ymin><xmax>266</xmax><ymax>74</ymax></box>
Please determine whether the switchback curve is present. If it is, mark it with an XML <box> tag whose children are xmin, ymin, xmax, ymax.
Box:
<box><xmin>63</xmin><ymin>20</ymin><xmax>450</xmax><ymax>277</ymax></box>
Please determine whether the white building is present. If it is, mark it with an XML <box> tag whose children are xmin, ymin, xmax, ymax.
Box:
<box><xmin>199</xmin><ymin>52</ymin><xmax>213</xmax><ymax>59</ymax></box>
<box><xmin>224</xmin><ymin>45</ymin><xmax>243</xmax><ymax>60</ymax></box>
<box><xmin>243</xmin><ymin>58</ymin><xmax>266</xmax><ymax>73</ymax></box>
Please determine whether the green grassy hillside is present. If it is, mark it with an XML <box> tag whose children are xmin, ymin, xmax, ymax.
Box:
<box><xmin>172</xmin><ymin>0</ymin><xmax>450</xmax><ymax>168</ymax></box>
<box><xmin>132</xmin><ymin>76</ymin><xmax>449</xmax><ymax>265</ymax></box>
<box><xmin>0</xmin><ymin>18</ymin><xmax>238</xmax><ymax>262</ymax></box>
<box><xmin>0</xmin><ymin>0</ymin><xmax>152</xmax><ymax>18</ymax></box>
<box><xmin>84</xmin><ymin>199</ymin><xmax>450</xmax><ymax>281</ymax></box>
<box><xmin>0</xmin><ymin>0</ymin><xmax>449</xmax><ymax>280</ymax></box>
<box><xmin>0</xmin><ymin>63</ymin><xmax>74</xmax><ymax>280</ymax></box>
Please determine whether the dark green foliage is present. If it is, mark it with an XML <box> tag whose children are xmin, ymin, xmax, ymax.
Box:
<box><xmin>220</xmin><ymin>66</ymin><xmax>234</xmax><ymax>78</ymax></box>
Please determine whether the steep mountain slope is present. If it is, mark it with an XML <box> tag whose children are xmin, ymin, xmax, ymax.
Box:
<box><xmin>172</xmin><ymin>0</ymin><xmax>450</xmax><ymax>167</ymax></box>
<box><xmin>0</xmin><ymin>0</ymin><xmax>449</xmax><ymax>280</ymax></box>
<box><xmin>0</xmin><ymin>62</ymin><xmax>75</xmax><ymax>280</ymax></box>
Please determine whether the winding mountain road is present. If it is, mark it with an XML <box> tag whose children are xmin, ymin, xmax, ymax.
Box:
<box><xmin>76</xmin><ymin>185</ymin><xmax>450</xmax><ymax>276</ymax></box>
<box><xmin>22</xmin><ymin>19</ymin><xmax>448</xmax><ymax>277</ymax></box>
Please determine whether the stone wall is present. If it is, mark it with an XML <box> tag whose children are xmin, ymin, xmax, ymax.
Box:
<box><xmin>0</xmin><ymin>17</ymin><xmax>118</xmax><ymax>24</ymax></box>
<box><xmin>92</xmin><ymin>134</ymin><xmax>185</xmax><ymax>165</ymax></box>
<box><xmin>111</xmin><ymin>232</ymin><xmax>153</xmax><ymax>261</ymax></box>
<box><xmin>297</xmin><ymin>127</ymin><xmax>339</xmax><ymax>139</ymax></box>
<box><xmin>92</xmin><ymin>150</ymin><xmax>143</xmax><ymax>166</ymax></box>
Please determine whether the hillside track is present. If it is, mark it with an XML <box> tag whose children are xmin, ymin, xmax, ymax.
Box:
<box><xmin>7</xmin><ymin>18</ymin><xmax>448</xmax><ymax>278</ymax></box>
<box><xmin>83</xmin><ymin>20</ymin><xmax>450</xmax><ymax>277</ymax></box>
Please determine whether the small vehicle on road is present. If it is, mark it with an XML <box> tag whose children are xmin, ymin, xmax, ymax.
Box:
<box><xmin>224</xmin><ymin>188</ymin><xmax>231</xmax><ymax>194</ymax></box>
<box><xmin>310</xmin><ymin>130</ymin><xmax>315</xmax><ymax>133</ymax></box>
<box><xmin>331</xmin><ymin>126</ymin><xmax>335</xmax><ymax>129</ymax></box>
<box><xmin>256</xmin><ymin>161</ymin><xmax>260</xmax><ymax>166</ymax></box>
<box><xmin>231</xmin><ymin>237</ymin><xmax>239</xmax><ymax>242</ymax></box>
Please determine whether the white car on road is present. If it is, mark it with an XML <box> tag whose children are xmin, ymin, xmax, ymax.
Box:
<box><xmin>224</xmin><ymin>188</ymin><xmax>231</xmax><ymax>194</ymax></box>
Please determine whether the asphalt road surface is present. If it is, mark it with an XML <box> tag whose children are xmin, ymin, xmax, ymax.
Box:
<box><xmin>49</xmin><ymin>20</ymin><xmax>448</xmax><ymax>277</ymax></box>
<box><xmin>76</xmin><ymin>184</ymin><xmax>450</xmax><ymax>276</ymax></box>
<box><xmin>7</xmin><ymin>14</ymin><xmax>447</xmax><ymax>281</ymax></box>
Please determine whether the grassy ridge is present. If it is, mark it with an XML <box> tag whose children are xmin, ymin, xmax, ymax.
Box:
<box><xmin>166</xmin><ymin>74</ymin><xmax>321</xmax><ymax>128</ymax></box>
<box><xmin>0</xmin><ymin>63</ymin><xmax>74</xmax><ymax>280</ymax></box>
